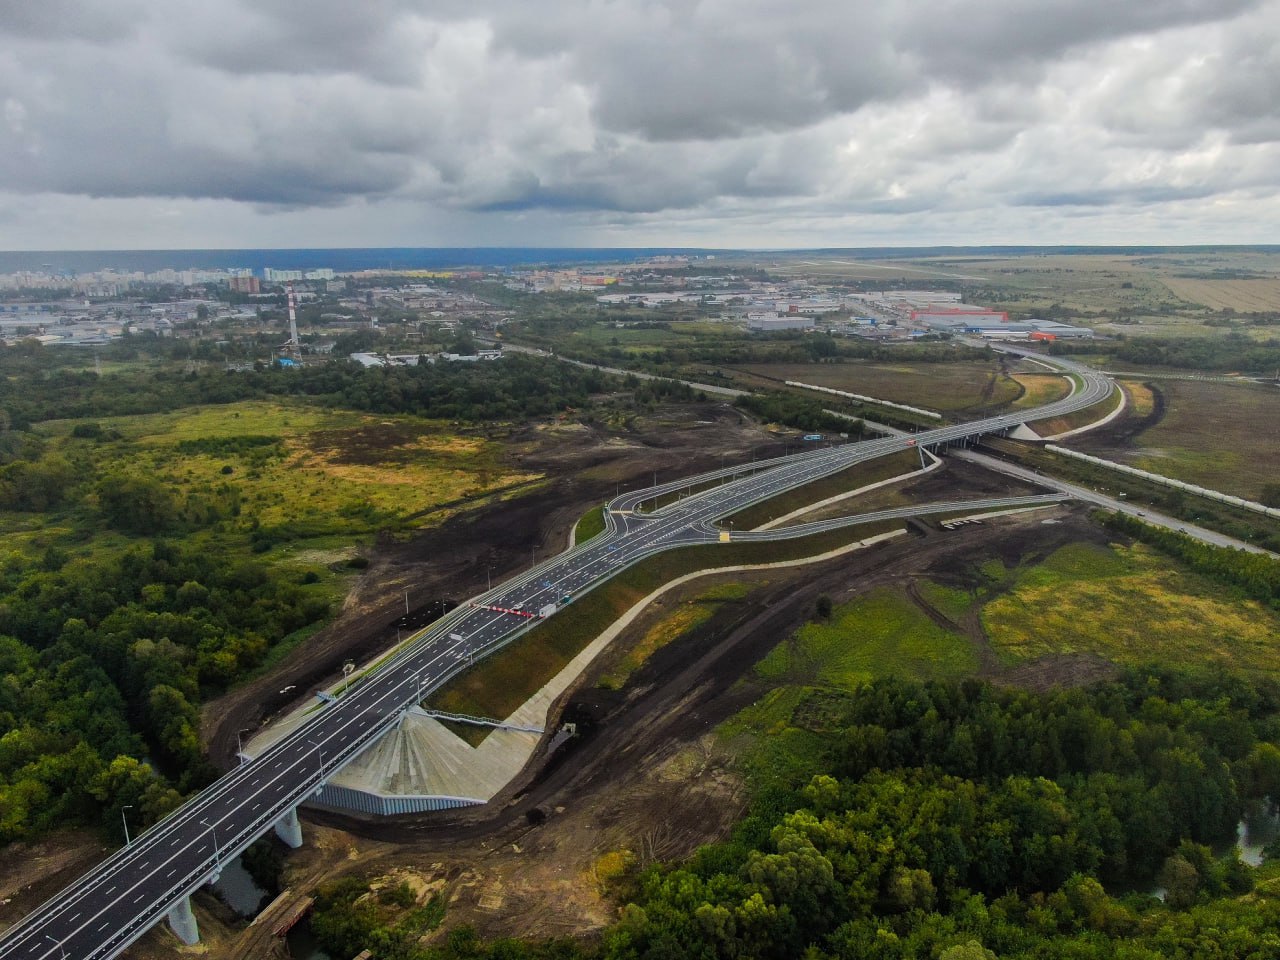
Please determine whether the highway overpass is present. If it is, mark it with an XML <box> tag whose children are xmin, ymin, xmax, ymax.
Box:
<box><xmin>0</xmin><ymin>352</ymin><xmax>1112</xmax><ymax>960</ymax></box>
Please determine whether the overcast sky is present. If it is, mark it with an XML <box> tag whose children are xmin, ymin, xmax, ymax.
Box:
<box><xmin>1</xmin><ymin>0</ymin><xmax>1277</xmax><ymax>250</ymax></box>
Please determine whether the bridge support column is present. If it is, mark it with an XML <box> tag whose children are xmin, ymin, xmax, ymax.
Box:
<box><xmin>274</xmin><ymin>806</ymin><xmax>303</xmax><ymax>849</ymax></box>
<box><xmin>168</xmin><ymin>895</ymin><xmax>200</xmax><ymax>945</ymax></box>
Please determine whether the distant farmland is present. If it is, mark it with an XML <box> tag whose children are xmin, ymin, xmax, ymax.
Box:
<box><xmin>1160</xmin><ymin>276</ymin><xmax>1280</xmax><ymax>312</ymax></box>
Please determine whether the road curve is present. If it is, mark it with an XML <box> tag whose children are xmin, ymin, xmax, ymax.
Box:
<box><xmin>0</xmin><ymin>350</ymin><xmax>1113</xmax><ymax>960</ymax></box>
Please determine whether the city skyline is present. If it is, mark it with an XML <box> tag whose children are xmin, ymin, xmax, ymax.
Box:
<box><xmin>2</xmin><ymin>0</ymin><xmax>1278</xmax><ymax>249</ymax></box>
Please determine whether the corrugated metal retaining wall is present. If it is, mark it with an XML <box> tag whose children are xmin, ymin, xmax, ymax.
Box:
<box><xmin>312</xmin><ymin>783</ymin><xmax>483</xmax><ymax>816</ymax></box>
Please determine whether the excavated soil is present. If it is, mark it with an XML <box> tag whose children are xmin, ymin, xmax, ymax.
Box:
<box><xmin>134</xmin><ymin>504</ymin><xmax>1129</xmax><ymax>960</ymax></box>
<box><xmin>38</xmin><ymin>430</ymin><xmax>1124</xmax><ymax>960</ymax></box>
<box><xmin>1071</xmin><ymin>379</ymin><xmax>1167</xmax><ymax>448</ymax></box>
<box><xmin>201</xmin><ymin>401</ymin><xmax>790</xmax><ymax>768</ymax></box>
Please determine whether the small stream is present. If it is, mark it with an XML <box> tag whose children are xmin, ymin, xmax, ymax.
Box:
<box><xmin>1234</xmin><ymin>798</ymin><xmax>1280</xmax><ymax>866</ymax></box>
<box><xmin>286</xmin><ymin>922</ymin><xmax>333</xmax><ymax>960</ymax></box>
<box><xmin>209</xmin><ymin>853</ymin><xmax>332</xmax><ymax>958</ymax></box>
<box><xmin>1149</xmin><ymin>799</ymin><xmax>1279</xmax><ymax>900</ymax></box>
<box><xmin>211</xmin><ymin>857</ymin><xmax>269</xmax><ymax>916</ymax></box>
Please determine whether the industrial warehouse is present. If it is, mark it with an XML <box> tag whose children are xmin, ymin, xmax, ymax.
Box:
<box><xmin>910</xmin><ymin>307</ymin><xmax>1094</xmax><ymax>341</ymax></box>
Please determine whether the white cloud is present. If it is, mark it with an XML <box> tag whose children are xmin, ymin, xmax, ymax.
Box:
<box><xmin>0</xmin><ymin>0</ymin><xmax>1275</xmax><ymax>247</ymax></box>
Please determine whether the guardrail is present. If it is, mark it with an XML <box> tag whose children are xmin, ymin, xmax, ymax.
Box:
<box><xmin>0</xmin><ymin>348</ymin><xmax>1118</xmax><ymax>960</ymax></box>
<box><xmin>1044</xmin><ymin>445</ymin><xmax>1280</xmax><ymax>520</ymax></box>
<box><xmin>728</xmin><ymin>495</ymin><xmax>1071</xmax><ymax>541</ymax></box>
<box><xmin>783</xmin><ymin>380</ymin><xmax>943</xmax><ymax>419</ymax></box>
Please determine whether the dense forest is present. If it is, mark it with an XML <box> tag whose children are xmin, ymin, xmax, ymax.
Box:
<box><xmin>310</xmin><ymin>670</ymin><xmax>1280</xmax><ymax>960</ymax></box>
<box><xmin>0</xmin><ymin>540</ymin><xmax>329</xmax><ymax>842</ymax></box>
<box><xmin>0</xmin><ymin>346</ymin><xmax>615</xmax><ymax>430</ymax></box>
<box><xmin>1110</xmin><ymin>335</ymin><xmax>1280</xmax><ymax>373</ymax></box>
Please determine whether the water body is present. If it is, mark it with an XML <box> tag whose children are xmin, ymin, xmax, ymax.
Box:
<box><xmin>287</xmin><ymin>921</ymin><xmax>332</xmax><ymax>960</ymax></box>
<box><xmin>0</xmin><ymin>247</ymin><xmax>722</xmax><ymax>276</ymax></box>
<box><xmin>208</xmin><ymin>852</ymin><xmax>331</xmax><ymax>956</ymax></box>
<box><xmin>1149</xmin><ymin>801</ymin><xmax>1279</xmax><ymax>900</ymax></box>
<box><xmin>1235</xmin><ymin>799</ymin><xmax>1280</xmax><ymax>866</ymax></box>
<box><xmin>211</xmin><ymin>856</ymin><xmax>269</xmax><ymax>917</ymax></box>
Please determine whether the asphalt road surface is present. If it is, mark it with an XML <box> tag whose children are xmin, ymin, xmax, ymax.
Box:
<box><xmin>0</xmin><ymin>351</ymin><xmax>1114</xmax><ymax>960</ymax></box>
<box><xmin>954</xmin><ymin>449</ymin><xmax>1279</xmax><ymax>557</ymax></box>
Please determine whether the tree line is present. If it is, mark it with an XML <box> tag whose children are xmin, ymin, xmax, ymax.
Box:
<box><xmin>0</xmin><ymin>347</ymin><xmax>617</xmax><ymax>430</ymax></box>
<box><xmin>1049</xmin><ymin>333</ymin><xmax>1280</xmax><ymax>373</ymax></box>
<box><xmin>309</xmin><ymin>668</ymin><xmax>1280</xmax><ymax>959</ymax></box>
<box><xmin>736</xmin><ymin>391</ymin><xmax>865</xmax><ymax>436</ymax></box>
<box><xmin>1102</xmin><ymin>511</ymin><xmax>1280</xmax><ymax>610</ymax></box>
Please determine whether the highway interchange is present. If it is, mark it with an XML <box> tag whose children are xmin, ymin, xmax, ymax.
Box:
<box><xmin>0</xmin><ymin>351</ymin><xmax>1114</xmax><ymax>960</ymax></box>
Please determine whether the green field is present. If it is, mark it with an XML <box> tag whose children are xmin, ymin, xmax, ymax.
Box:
<box><xmin>725</xmin><ymin>449</ymin><xmax>922</xmax><ymax>529</ymax></box>
<box><xmin>755</xmin><ymin>587</ymin><xmax>978</xmax><ymax>687</ymax></box>
<box><xmin>1070</xmin><ymin>379</ymin><xmax>1280</xmax><ymax>501</ymax></box>
<box><xmin>1026</xmin><ymin>381</ymin><xmax>1123</xmax><ymax>436</ymax></box>
<box><xmin>983</xmin><ymin>541</ymin><xmax>1280</xmax><ymax>673</ymax></box>
<box><xmin>741</xmin><ymin>535</ymin><xmax>1280</xmax><ymax>719</ymax></box>
<box><xmin>574</xmin><ymin>505</ymin><xmax>606</xmax><ymax>545</ymax></box>
<box><xmin>18</xmin><ymin>401</ymin><xmax>537</xmax><ymax>563</ymax></box>
<box><xmin>0</xmin><ymin>400</ymin><xmax>546</xmax><ymax>671</ymax></box>
<box><xmin>564</xmin><ymin>319</ymin><xmax>741</xmax><ymax>356</ymax></box>
<box><xmin>1010</xmin><ymin>372</ymin><xmax>1072</xmax><ymax>409</ymax></box>
<box><xmin>597</xmin><ymin>581</ymin><xmax>751</xmax><ymax>689</ymax></box>
<box><xmin>906</xmin><ymin>252</ymin><xmax>1280</xmax><ymax>328</ymax></box>
<box><xmin>762</xmin><ymin>256</ymin><xmax>988</xmax><ymax>282</ymax></box>
<box><xmin>426</xmin><ymin>520</ymin><xmax>903</xmax><ymax>726</ymax></box>
<box><xmin>731</xmin><ymin>360</ymin><xmax>1023</xmax><ymax>413</ymax></box>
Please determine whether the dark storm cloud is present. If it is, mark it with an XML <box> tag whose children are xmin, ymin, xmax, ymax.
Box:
<box><xmin>0</xmin><ymin>0</ymin><xmax>143</xmax><ymax>42</ymax></box>
<box><xmin>176</xmin><ymin>0</ymin><xmax>431</xmax><ymax>86</ymax></box>
<box><xmin>0</xmin><ymin>0</ymin><xmax>1277</xmax><ymax>245</ymax></box>
<box><xmin>472</xmin><ymin>0</ymin><xmax>1255</xmax><ymax>141</ymax></box>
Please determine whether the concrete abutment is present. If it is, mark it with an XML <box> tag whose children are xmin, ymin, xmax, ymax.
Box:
<box><xmin>274</xmin><ymin>806</ymin><xmax>303</xmax><ymax>849</ymax></box>
<box><xmin>167</xmin><ymin>895</ymin><xmax>199</xmax><ymax>945</ymax></box>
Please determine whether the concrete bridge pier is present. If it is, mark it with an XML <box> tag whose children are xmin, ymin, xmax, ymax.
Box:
<box><xmin>274</xmin><ymin>806</ymin><xmax>303</xmax><ymax>849</ymax></box>
<box><xmin>167</xmin><ymin>895</ymin><xmax>200</xmax><ymax>945</ymax></box>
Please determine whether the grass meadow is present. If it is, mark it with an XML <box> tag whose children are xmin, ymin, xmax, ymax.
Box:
<box><xmin>1064</xmin><ymin>378</ymin><xmax>1280</xmax><ymax>501</ymax></box>
<box><xmin>983</xmin><ymin>541</ymin><xmax>1280</xmax><ymax>674</ymax></box>
<box><xmin>754</xmin><ymin>587</ymin><xmax>978</xmax><ymax>688</ymax></box>
<box><xmin>30</xmin><ymin>400</ymin><xmax>537</xmax><ymax>542</ymax></box>
<box><xmin>1011</xmin><ymin>373</ymin><xmax>1072</xmax><ymax>409</ymax></box>
<box><xmin>425</xmin><ymin>517</ymin><xmax>904</xmax><ymax>725</ymax></box>
<box><xmin>725</xmin><ymin>529</ymin><xmax>1280</xmax><ymax>777</ymax></box>
<box><xmin>3</xmin><ymin>401</ymin><xmax>540</xmax><ymax>619</ymax></box>
<box><xmin>733</xmin><ymin>361</ymin><xmax>1023</xmax><ymax>412</ymax></box>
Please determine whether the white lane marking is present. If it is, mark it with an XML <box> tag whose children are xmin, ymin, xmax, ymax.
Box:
<box><xmin>12</xmin><ymin>370</ymin><xmax>1114</xmax><ymax>956</ymax></box>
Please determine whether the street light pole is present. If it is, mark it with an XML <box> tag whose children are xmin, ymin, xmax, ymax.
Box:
<box><xmin>200</xmin><ymin>817</ymin><xmax>221</xmax><ymax>868</ymax></box>
<box><xmin>306</xmin><ymin>738</ymin><xmax>326</xmax><ymax>778</ymax></box>
<box><xmin>236</xmin><ymin>728</ymin><xmax>252</xmax><ymax>765</ymax></box>
<box><xmin>120</xmin><ymin>805</ymin><xmax>132</xmax><ymax>846</ymax></box>
<box><xmin>44</xmin><ymin>935</ymin><xmax>67</xmax><ymax>960</ymax></box>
